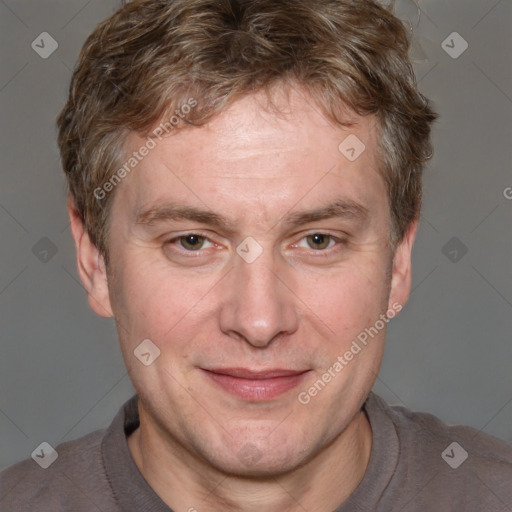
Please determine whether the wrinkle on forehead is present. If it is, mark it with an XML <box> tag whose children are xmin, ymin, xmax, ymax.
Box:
<box><xmin>187</xmin><ymin>86</ymin><xmax>364</xmax><ymax>162</ymax></box>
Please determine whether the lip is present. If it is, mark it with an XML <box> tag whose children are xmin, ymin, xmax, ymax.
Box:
<box><xmin>201</xmin><ymin>368</ymin><xmax>310</xmax><ymax>401</ymax></box>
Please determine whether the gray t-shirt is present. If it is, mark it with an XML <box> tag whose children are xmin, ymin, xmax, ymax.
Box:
<box><xmin>1</xmin><ymin>392</ymin><xmax>511</xmax><ymax>511</ymax></box>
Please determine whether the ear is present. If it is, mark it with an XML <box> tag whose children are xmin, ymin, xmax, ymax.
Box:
<box><xmin>67</xmin><ymin>197</ymin><xmax>114</xmax><ymax>318</ymax></box>
<box><xmin>388</xmin><ymin>220</ymin><xmax>418</xmax><ymax>311</ymax></box>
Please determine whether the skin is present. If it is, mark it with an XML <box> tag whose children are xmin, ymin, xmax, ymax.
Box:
<box><xmin>69</xmin><ymin>84</ymin><xmax>417</xmax><ymax>512</ymax></box>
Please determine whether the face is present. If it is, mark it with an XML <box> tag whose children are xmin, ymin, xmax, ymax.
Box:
<box><xmin>72</xmin><ymin>85</ymin><xmax>415</xmax><ymax>476</ymax></box>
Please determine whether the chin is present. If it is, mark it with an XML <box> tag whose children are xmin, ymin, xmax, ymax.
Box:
<box><xmin>210</xmin><ymin>449</ymin><xmax>305</xmax><ymax>479</ymax></box>
<box><xmin>195</xmin><ymin>426</ymin><xmax>316</xmax><ymax>478</ymax></box>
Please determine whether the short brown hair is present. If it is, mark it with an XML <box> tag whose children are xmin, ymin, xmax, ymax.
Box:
<box><xmin>57</xmin><ymin>0</ymin><xmax>437</xmax><ymax>262</ymax></box>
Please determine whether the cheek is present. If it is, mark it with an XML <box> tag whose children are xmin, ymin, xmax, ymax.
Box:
<box><xmin>108</xmin><ymin>254</ymin><xmax>220</xmax><ymax>346</ymax></box>
<box><xmin>108</xmin><ymin>240</ymin><xmax>393</xmax><ymax>357</ymax></box>
<box><xmin>296</xmin><ymin>258</ymin><xmax>391</xmax><ymax>336</ymax></box>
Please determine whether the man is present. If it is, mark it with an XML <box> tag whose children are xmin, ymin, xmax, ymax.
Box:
<box><xmin>1</xmin><ymin>0</ymin><xmax>511</xmax><ymax>510</ymax></box>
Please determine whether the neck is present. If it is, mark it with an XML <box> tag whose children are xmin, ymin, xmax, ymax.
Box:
<box><xmin>128</xmin><ymin>403</ymin><xmax>372</xmax><ymax>512</ymax></box>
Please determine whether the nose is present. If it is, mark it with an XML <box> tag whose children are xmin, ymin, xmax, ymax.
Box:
<box><xmin>218</xmin><ymin>249</ymin><xmax>299</xmax><ymax>348</ymax></box>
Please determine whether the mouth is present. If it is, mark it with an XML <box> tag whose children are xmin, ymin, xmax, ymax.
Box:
<box><xmin>201</xmin><ymin>367</ymin><xmax>310</xmax><ymax>401</ymax></box>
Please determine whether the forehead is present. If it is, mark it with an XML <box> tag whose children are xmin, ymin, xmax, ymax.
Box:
<box><xmin>115</xmin><ymin>86</ymin><xmax>385</xmax><ymax>226</ymax></box>
<box><xmin>146</xmin><ymin>87</ymin><xmax>378</xmax><ymax>163</ymax></box>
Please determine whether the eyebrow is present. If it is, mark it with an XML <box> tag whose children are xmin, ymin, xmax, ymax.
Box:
<box><xmin>284</xmin><ymin>199</ymin><xmax>369</xmax><ymax>227</ymax></box>
<box><xmin>134</xmin><ymin>198</ymin><xmax>370</xmax><ymax>230</ymax></box>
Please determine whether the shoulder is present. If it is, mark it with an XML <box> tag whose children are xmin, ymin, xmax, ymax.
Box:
<box><xmin>0</xmin><ymin>427</ymin><xmax>118</xmax><ymax>512</ymax></box>
<box><xmin>369</xmin><ymin>394</ymin><xmax>512</xmax><ymax>510</ymax></box>
<box><xmin>386</xmin><ymin>397</ymin><xmax>512</xmax><ymax>466</ymax></box>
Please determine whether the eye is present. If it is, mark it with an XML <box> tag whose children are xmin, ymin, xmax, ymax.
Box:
<box><xmin>298</xmin><ymin>233</ymin><xmax>337</xmax><ymax>251</ymax></box>
<box><xmin>175</xmin><ymin>234</ymin><xmax>213</xmax><ymax>251</ymax></box>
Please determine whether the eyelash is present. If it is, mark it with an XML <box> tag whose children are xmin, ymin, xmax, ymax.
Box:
<box><xmin>164</xmin><ymin>232</ymin><xmax>347</xmax><ymax>256</ymax></box>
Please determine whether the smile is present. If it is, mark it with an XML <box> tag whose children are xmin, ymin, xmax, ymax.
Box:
<box><xmin>201</xmin><ymin>368</ymin><xmax>311</xmax><ymax>401</ymax></box>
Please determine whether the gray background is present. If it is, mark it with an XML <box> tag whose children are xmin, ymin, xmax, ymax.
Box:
<box><xmin>0</xmin><ymin>0</ymin><xmax>511</xmax><ymax>469</ymax></box>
